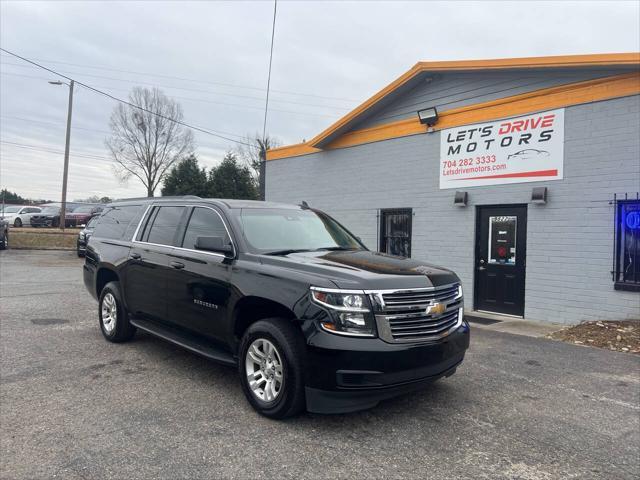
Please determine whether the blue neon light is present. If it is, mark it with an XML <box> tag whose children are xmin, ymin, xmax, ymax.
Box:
<box><xmin>625</xmin><ymin>211</ymin><xmax>640</xmax><ymax>230</ymax></box>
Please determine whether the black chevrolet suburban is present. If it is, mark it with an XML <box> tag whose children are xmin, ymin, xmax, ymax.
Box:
<box><xmin>84</xmin><ymin>197</ymin><xmax>469</xmax><ymax>418</ymax></box>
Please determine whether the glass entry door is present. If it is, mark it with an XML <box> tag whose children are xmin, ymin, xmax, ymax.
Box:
<box><xmin>475</xmin><ymin>205</ymin><xmax>527</xmax><ymax>316</ymax></box>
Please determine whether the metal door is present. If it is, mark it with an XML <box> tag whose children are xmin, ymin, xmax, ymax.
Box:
<box><xmin>475</xmin><ymin>205</ymin><xmax>527</xmax><ymax>316</ymax></box>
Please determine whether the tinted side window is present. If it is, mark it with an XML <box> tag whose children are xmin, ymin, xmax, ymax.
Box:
<box><xmin>93</xmin><ymin>205</ymin><xmax>143</xmax><ymax>240</ymax></box>
<box><xmin>181</xmin><ymin>207</ymin><xmax>229</xmax><ymax>249</ymax></box>
<box><xmin>122</xmin><ymin>206</ymin><xmax>146</xmax><ymax>240</ymax></box>
<box><xmin>145</xmin><ymin>207</ymin><xmax>185</xmax><ymax>246</ymax></box>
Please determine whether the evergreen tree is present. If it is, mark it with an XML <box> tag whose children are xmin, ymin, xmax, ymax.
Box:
<box><xmin>207</xmin><ymin>152</ymin><xmax>259</xmax><ymax>200</ymax></box>
<box><xmin>161</xmin><ymin>155</ymin><xmax>209</xmax><ymax>197</ymax></box>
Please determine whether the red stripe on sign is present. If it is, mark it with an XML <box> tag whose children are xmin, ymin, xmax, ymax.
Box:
<box><xmin>456</xmin><ymin>169</ymin><xmax>558</xmax><ymax>180</ymax></box>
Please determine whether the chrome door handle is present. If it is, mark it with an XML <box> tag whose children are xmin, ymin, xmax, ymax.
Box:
<box><xmin>130</xmin><ymin>253</ymin><xmax>141</xmax><ymax>260</ymax></box>
<box><xmin>170</xmin><ymin>261</ymin><xmax>185</xmax><ymax>270</ymax></box>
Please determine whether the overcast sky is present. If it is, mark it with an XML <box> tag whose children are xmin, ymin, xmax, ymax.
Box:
<box><xmin>1</xmin><ymin>0</ymin><xmax>639</xmax><ymax>201</ymax></box>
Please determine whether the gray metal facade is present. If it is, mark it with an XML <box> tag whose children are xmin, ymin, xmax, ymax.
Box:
<box><xmin>354</xmin><ymin>68</ymin><xmax>630</xmax><ymax>130</ymax></box>
<box><xmin>266</xmin><ymin>95</ymin><xmax>640</xmax><ymax>325</ymax></box>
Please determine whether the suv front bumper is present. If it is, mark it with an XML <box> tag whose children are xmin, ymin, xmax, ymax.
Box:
<box><xmin>303</xmin><ymin>321</ymin><xmax>470</xmax><ymax>414</ymax></box>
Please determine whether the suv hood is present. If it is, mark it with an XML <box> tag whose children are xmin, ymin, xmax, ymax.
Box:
<box><xmin>260</xmin><ymin>250</ymin><xmax>458</xmax><ymax>290</ymax></box>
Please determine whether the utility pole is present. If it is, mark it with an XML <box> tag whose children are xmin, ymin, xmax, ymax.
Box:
<box><xmin>50</xmin><ymin>79</ymin><xmax>74</xmax><ymax>230</ymax></box>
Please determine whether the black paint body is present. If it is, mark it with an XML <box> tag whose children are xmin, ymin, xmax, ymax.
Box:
<box><xmin>84</xmin><ymin>198</ymin><xmax>470</xmax><ymax>413</ymax></box>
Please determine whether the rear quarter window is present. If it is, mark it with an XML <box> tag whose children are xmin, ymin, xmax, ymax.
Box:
<box><xmin>93</xmin><ymin>205</ymin><xmax>144</xmax><ymax>240</ymax></box>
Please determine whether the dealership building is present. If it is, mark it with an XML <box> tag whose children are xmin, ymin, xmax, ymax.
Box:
<box><xmin>266</xmin><ymin>53</ymin><xmax>640</xmax><ymax>325</ymax></box>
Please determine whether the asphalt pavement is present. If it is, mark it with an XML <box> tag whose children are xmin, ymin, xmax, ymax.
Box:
<box><xmin>1</xmin><ymin>250</ymin><xmax>639</xmax><ymax>479</ymax></box>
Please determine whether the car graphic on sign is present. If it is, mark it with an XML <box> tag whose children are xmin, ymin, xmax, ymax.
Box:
<box><xmin>507</xmin><ymin>149</ymin><xmax>550</xmax><ymax>161</ymax></box>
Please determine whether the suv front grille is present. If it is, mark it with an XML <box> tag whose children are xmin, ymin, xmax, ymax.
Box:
<box><xmin>381</xmin><ymin>283</ymin><xmax>460</xmax><ymax>311</ymax></box>
<box><xmin>373</xmin><ymin>283</ymin><xmax>463</xmax><ymax>343</ymax></box>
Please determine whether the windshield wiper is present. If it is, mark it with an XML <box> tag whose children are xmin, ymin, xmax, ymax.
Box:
<box><xmin>264</xmin><ymin>248</ymin><xmax>313</xmax><ymax>256</ymax></box>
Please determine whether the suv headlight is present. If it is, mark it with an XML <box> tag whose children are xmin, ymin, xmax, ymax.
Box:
<box><xmin>310</xmin><ymin>287</ymin><xmax>376</xmax><ymax>337</ymax></box>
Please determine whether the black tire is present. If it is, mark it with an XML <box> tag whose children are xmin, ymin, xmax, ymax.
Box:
<box><xmin>77</xmin><ymin>250</ymin><xmax>85</xmax><ymax>258</ymax></box>
<box><xmin>238</xmin><ymin>318</ymin><xmax>307</xmax><ymax>419</ymax></box>
<box><xmin>14</xmin><ymin>218</ymin><xmax>22</xmax><ymax>227</ymax></box>
<box><xmin>0</xmin><ymin>231</ymin><xmax>7</xmax><ymax>250</ymax></box>
<box><xmin>98</xmin><ymin>281</ymin><xmax>136</xmax><ymax>343</ymax></box>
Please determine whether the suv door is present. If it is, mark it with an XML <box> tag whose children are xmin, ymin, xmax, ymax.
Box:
<box><xmin>166</xmin><ymin>206</ymin><xmax>235</xmax><ymax>342</ymax></box>
<box><xmin>125</xmin><ymin>205</ymin><xmax>187</xmax><ymax>323</ymax></box>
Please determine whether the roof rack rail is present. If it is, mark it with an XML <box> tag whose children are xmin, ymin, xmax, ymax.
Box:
<box><xmin>111</xmin><ymin>195</ymin><xmax>201</xmax><ymax>202</ymax></box>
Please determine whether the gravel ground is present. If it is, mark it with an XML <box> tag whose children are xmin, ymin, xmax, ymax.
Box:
<box><xmin>1</xmin><ymin>250</ymin><xmax>639</xmax><ymax>480</ymax></box>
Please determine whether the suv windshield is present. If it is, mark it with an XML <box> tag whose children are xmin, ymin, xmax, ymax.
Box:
<box><xmin>73</xmin><ymin>206</ymin><xmax>94</xmax><ymax>213</ymax></box>
<box><xmin>40</xmin><ymin>206</ymin><xmax>60</xmax><ymax>214</ymax></box>
<box><xmin>237</xmin><ymin>208</ymin><xmax>364</xmax><ymax>254</ymax></box>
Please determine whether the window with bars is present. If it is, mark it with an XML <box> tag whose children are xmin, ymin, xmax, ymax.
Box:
<box><xmin>379</xmin><ymin>208</ymin><xmax>412</xmax><ymax>258</ymax></box>
<box><xmin>613</xmin><ymin>194</ymin><xmax>640</xmax><ymax>292</ymax></box>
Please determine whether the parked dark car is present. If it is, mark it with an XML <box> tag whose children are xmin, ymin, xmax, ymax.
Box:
<box><xmin>30</xmin><ymin>205</ymin><xmax>74</xmax><ymax>227</ymax></box>
<box><xmin>83</xmin><ymin>197</ymin><xmax>469</xmax><ymax>418</ymax></box>
<box><xmin>0</xmin><ymin>219</ymin><xmax>8</xmax><ymax>249</ymax></box>
<box><xmin>77</xmin><ymin>215</ymin><xmax>99</xmax><ymax>257</ymax></box>
<box><xmin>66</xmin><ymin>205</ymin><xmax>104</xmax><ymax>227</ymax></box>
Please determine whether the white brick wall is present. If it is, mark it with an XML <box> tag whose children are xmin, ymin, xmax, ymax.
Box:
<box><xmin>266</xmin><ymin>96</ymin><xmax>640</xmax><ymax>324</ymax></box>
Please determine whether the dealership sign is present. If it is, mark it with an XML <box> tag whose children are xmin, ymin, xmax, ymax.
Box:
<box><xmin>439</xmin><ymin>108</ymin><xmax>564</xmax><ymax>189</ymax></box>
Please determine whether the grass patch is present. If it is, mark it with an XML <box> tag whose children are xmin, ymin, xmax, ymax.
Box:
<box><xmin>9</xmin><ymin>227</ymin><xmax>80</xmax><ymax>250</ymax></box>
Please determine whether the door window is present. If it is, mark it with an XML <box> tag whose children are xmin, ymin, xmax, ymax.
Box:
<box><xmin>380</xmin><ymin>209</ymin><xmax>412</xmax><ymax>258</ymax></box>
<box><xmin>145</xmin><ymin>206</ymin><xmax>185</xmax><ymax>246</ymax></box>
<box><xmin>181</xmin><ymin>207</ymin><xmax>229</xmax><ymax>249</ymax></box>
<box><xmin>488</xmin><ymin>216</ymin><xmax>517</xmax><ymax>265</ymax></box>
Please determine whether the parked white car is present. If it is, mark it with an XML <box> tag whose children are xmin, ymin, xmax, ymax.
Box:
<box><xmin>0</xmin><ymin>205</ymin><xmax>42</xmax><ymax>227</ymax></box>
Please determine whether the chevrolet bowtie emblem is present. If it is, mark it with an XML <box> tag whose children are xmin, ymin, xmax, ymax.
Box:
<box><xmin>427</xmin><ymin>302</ymin><xmax>446</xmax><ymax>315</ymax></box>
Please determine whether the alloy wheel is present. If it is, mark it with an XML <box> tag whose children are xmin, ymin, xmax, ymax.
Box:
<box><xmin>101</xmin><ymin>292</ymin><xmax>117</xmax><ymax>334</ymax></box>
<box><xmin>245</xmin><ymin>338</ymin><xmax>284</xmax><ymax>402</ymax></box>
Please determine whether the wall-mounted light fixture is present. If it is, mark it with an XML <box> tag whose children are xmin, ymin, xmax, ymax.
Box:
<box><xmin>454</xmin><ymin>191</ymin><xmax>468</xmax><ymax>207</ymax></box>
<box><xmin>417</xmin><ymin>107</ymin><xmax>438</xmax><ymax>126</ymax></box>
<box><xmin>531</xmin><ymin>187</ymin><xmax>548</xmax><ymax>204</ymax></box>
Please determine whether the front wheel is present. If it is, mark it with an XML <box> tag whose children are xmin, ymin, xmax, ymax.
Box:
<box><xmin>238</xmin><ymin>318</ymin><xmax>306</xmax><ymax>419</ymax></box>
<box><xmin>0</xmin><ymin>231</ymin><xmax>7</xmax><ymax>250</ymax></box>
<box><xmin>99</xmin><ymin>281</ymin><xmax>136</xmax><ymax>342</ymax></box>
<box><xmin>14</xmin><ymin>218</ymin><xmax>22</xmax><ymax>227</ymax></box>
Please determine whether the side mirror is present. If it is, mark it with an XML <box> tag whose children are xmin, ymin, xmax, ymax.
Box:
<box><xmin>195</xmin><ymin>236</ymin><xmax>234</xmax><ymax>256</ymax></box>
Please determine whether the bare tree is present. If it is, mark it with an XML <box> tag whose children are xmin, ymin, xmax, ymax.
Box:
<box><xmin>235</xmin><ymin>133</ymin><xmax>279</xmax><ymax>200</ymax></box>
<box><xmin>106</xmin><ymin>87</ymin><xmax>194</xmax><ymax>197</ymax></box>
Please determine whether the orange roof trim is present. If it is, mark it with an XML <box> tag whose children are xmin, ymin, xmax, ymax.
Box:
<box><xmin>267</xmin><ymin>53</ymin><xmax>640</xmax><ymax>161</ymax></box>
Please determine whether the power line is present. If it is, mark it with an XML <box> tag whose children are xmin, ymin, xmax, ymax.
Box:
<box><xmin>0</xmin><ymin>48</ymin><xmax>254</xmax><ymax>147</ymax></box>
<box><xmin>0</xmin><ymin>52</ymin><xmax>359</xmax><ymax>103</ymax></box>
<box><xmin>0</xmin><ymin>70</ymin><xmax>340</xmax><ymax>119</ymax></box>
<box><xmin>1</xmin><ymin>140</ymin><xmax>113</xmax><ymax>162</ymax></box>
<box><xmin>262</xmin><ymin>0</ymin><xmax>278</xmax><ymax>143</ymax></box>
<box><xmin>1</xmin><ymin>61</ymin><xmax>352</xmax><ymax>111</ymax></box>
<box><xmin>0</xmin><ymin>114</ymin><xmax>112</xmax><ymax>135</ymax></box>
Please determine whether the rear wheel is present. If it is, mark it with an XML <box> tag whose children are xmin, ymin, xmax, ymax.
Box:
<box><xmin>98</xmin><ymin>281</ymin><xmax>136</xmax><ymax>342</ymax></box>
<box><xmin>238</xmin><ymin>318</ymin><xmax>306</xmax><ymax>419</ymax></box>
<box><xmin>14</xmin><ymin>218</ymin><xmax>22</xmax><ymax>227</ymax></box>
<box><xmin>0</xmin><ymin>230</ymin><xmax>7</xmax><ymax>250</ymax></box>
